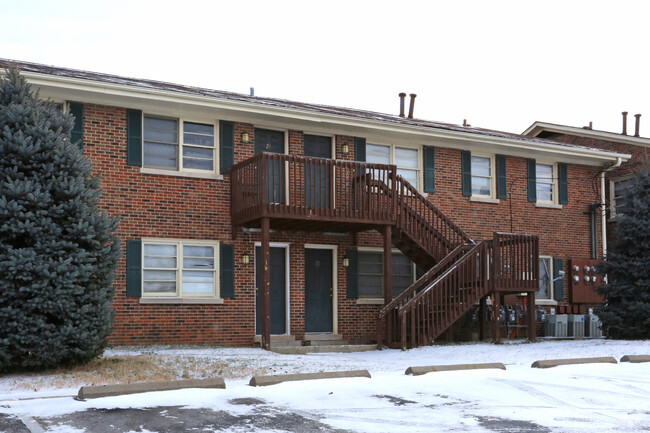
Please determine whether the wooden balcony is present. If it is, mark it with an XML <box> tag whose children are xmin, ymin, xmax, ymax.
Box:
<box><xmin>231</xmin><ymin>153</ymin><xmax>398</xmax><ymax>233</ymax></box>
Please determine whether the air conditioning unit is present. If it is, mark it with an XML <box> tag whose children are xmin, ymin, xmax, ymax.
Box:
<box><xmin>567</xmin><ymin>314</ymin><xmax>585</xmax><ymax>337</ymax></box>
<box><xmin>585</xmin><ymin>314</ymin><xmax>603</xmax><ymax>338</ymax></box>
<box><xmin>545</xmin><ymin>314</ymin><xmax>568</xmax><ymax>337</ymax></box>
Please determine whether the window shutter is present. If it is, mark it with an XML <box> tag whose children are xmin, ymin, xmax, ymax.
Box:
<box><xmin>496</xmin><ymin>154</ymin><xmax>507</xmax><ymax>199</ymax></box>
<box><xmin>346</xmin><ymin>249</ymin><xmax>358</xmax><ymax>299</ymax></box>
<box><xmin>558</xmin><ymin>163</ymin><xmax>568</xmax><ymax>204</ymax></box>
<box><xmin>424</xmin><ymin>146</ymin><xmax>435</xmax><ymax>193</ymax></box>
<box><xmin>220</xmin><ymin>243</ymin><xmax>235</xmax><ymax>298</ymax></box>
<box><xmin>126</xmin><ymin>240</ymin><xmax>142</xmax><ymax>297</ymax></box>
<box><xmin>220</xmin><ymin>120</ymin><xmax>235</xmax><ymax>174</ymax></box>
<box><xmin>553</xmin><ymin>258</ymin><xmax>564</xmax><ymax>301</ymax></box>
<box><xmin>461</xmin><ymin>150</ymin><xmax>472</xmax><ymax>197</ymax></box>
<box><xmin>527</xmin><ymin>159</ymin><xmax>537</xmax><ymax>202</ymax></box>
<box><xmin>354</xmin><ymin>137</ymin><xmax>366</xmax><ymax>162</ymax></box>
<box><xmin>69</xmin><ymin>102</ymin><xmax>84</xmax><ymax>151</ymax></box>
<box><xmin>126</xmin><ymin>109</ymin><xmax>143</xmax><ymax>167</ymax></box>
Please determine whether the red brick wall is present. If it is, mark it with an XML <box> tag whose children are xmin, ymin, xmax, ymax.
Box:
<box><xmin>82</xmin><ymin>103</ymin><xmax>604</xmax><ymax>346</ymax></box>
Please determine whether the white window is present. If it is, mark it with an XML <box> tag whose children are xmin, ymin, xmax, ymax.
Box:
<box><xmin>536</xmin><ymin>163</ymin><xmax>555</xmax><ymax>203</ymax></box>
<box><xmin>357</xmin><ymin>250</ymin><xmax>416</xmax><ymax>298</ymax></box>
<box><xmin>366</xmin><ymin>143</ymin><xmax>420</xmax><ymax>188</ymax></box>
<box><xmin>610</xmin><ymin>177</ymin><xmax>636</xmax><ymax>217</ymax></box>
<box><xmin>471</xmin><ymin>155</ymin><xmax>493</xmax><ymax>197</ymax></box>
<box><xmin>142</xmin><ymin>240</ymin><xmax>219</xmax><ymax>298</ymax></box>
<box><xmin>537</xmin><ymin>256</ymin><xmax>553</xmax><ymax>300</ymax></box>
<box><xmin>143</xmin><ymin>116</ymin><xmax>216</xmax><ymax>172</ymax></box>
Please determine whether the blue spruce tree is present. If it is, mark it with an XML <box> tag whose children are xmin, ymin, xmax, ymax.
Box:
<box><xmin>596</xmin><ymin>169</ymin><xmax>650</xmax><ymax>339</ymax></box>
<box><xmin>0</xmin><ymin>68</ymin><xmax>120</xmax><ymax>371</ymax></box>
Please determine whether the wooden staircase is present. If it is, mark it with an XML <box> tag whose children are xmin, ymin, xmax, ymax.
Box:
<box><xmin>377</xmin><ymin>176</ymin><xmax>539</xmax><ymax>350</ymax></box>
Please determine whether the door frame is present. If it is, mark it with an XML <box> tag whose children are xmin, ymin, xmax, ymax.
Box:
<box><xmin>304</xmin><ymin>243</ymin><xmax>338</xmax><ymax>334</ymax></box>
<box><xmin>253</xmin><ymin>126</ymin><xmax>289</xmax><ymax>205</ymax></box>
<box><xmin>254</xmin><ymin>242</ymin><xmax>291</xmax><ymax>335</ymax></box>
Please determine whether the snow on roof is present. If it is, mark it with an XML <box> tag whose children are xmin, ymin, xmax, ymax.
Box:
<box><xmin>0</xmin><ymin>58</ymin><xmax>625</xmax><ymax>156</ymax></box>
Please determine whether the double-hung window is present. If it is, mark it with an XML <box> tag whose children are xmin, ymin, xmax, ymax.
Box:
<box><xmin>537</xmin><ymin>256</ymin><xmax>553</xmax><ymax>299</ymax></box>
<box><xmin>142</xmin><ymin>240</ymin><xmax>219</xmax><ymax>298</ymax></box>
<box><xmin>471</xmin><ymin>155</ymin><xmax>493</xmax><ymax>197</ymax></box>
<box><xmin>143</xmin><ymin>116</ymin><xmax>216</xmax><ymax>172</ymax></box>
<box><xmin>357</xmin><ymin>250</ymin><xmax>416</xmax><ymax>299</ymax></box>
<box><xmin>610</xmin><ymin>177</ymin><xmax>636</xmax><ymax>217</ymax></box>
<box><xmin>366</xmin><ymin>143</ymin><xmax>420</xmax><ymax>188</ymax></box>
<box><xmin>536</xmin><ymin>163</ymin><xmax>555</xmax><ymax>203</ymax></box>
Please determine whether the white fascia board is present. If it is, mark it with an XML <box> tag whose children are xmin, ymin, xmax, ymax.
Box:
<box><xmin>524</xmin><ymin>121</ymin><xmax>650</xmax><ymax>148</ymax></box>
<box><xmin>24</xmin><ymin>72</ymin><xmax>630</xmax><ymax>166</ymax></box>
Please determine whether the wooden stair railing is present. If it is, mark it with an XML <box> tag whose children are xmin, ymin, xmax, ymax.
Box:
<box><xmin>397</xmin><ymin>240</ymin><xmax>493</xmax><ymax>350</ymax></box>
<box><xmin>377</xmin><ymin>243</ymin><xmax>473</xmax><ymax>348</ymax></box>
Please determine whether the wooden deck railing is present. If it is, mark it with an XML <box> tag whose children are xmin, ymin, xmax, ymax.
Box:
<box><xmin>380</xmin><ymin>232</ymin><xmax>539</xmax><ymax>350</ymax></box>
<box><xmin>230</xmin><ymin>153</ymin><xmax>398</xmax><ymax>227</ymax></box>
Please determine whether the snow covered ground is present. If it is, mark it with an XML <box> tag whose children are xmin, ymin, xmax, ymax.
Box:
<box><xmin>1</xmin><ymin>339</ymin><xmax>649</xmax><ymax>432</ymax></box>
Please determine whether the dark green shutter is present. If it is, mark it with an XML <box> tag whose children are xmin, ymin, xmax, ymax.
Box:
<box><xmin>126</xmin><ymin>109</ymin><xmax>143</xmax><ymax>166</ymax></box>
<box><xmin>220</xmin><ymin>120</ymin><xmax>234</xmax><ymax>174</ymax></box>
<box><xmin>126</xmin><ymin>240</ymin><xmax>142</xmax><ymax>297</ymax></box>
<box><xmin>354</xmin><ymin>137</ymin><xmax>366</xmax><ymax>162</ymax></box>
<box><xmin>558</xmin><ymin>163</ymin><xmax>568</xmax><ymax>204</ymax></box>
<box><xmin>424</xmin><ymin>146</ymin><xmax>435</xmax><ymax>193</ymax></box>
<box><xmin>527</xmin><ymin>159</ymin><xmax>537</xmax><ymax>202</ymax></box>
<box><xmin>496</xmin><ymin>154</ymin><xmax>507</xmax><ymax>199</ymax></box>
<box><xmin>220</xmin><ymin>243</ymin><xmax>235</xmax><ymax>298</ymax></box>
<box><xmin>461</xmin><ymin>151</ymin><xmax>472</xmax><ymax>197</ymax></box>
<box><xmin>553</xmin><ymin>258</ymin><xmax>564</xmax><ymax>301</ymax></box>
<box><xmin>346</xmin><ymin>249</ymin><xmax>358</xmax><ymax>299</ymax></box>
<box><xmin>69</xmin><ymin>102</ymin><xmax>84</xmax><ymax>150</ymax></box>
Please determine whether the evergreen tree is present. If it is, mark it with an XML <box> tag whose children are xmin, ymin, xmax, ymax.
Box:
<box><xmin>596</xmin><ymin>170</ymin><xmax>650</xmax><ymax>339</ymax></box>
<box><xmin>0</xmin><ymin>68</ymin><xmax>120</xmax><ymax>371</ymax></box>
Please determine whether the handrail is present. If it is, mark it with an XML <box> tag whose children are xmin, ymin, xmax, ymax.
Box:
<box><xmin>378</xmin><ymin>243</ymin><xmax>472</xmax><ymax>320</ymax></box>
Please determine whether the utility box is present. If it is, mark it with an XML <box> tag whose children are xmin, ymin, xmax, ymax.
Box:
<box><xmin>585</xmin><ymin>314</ymin><xmax>603</xmax><ymax>338</ymax></box>
<box><xmin>545</xmin><ymin>314</ymin><xmax>568</xmax><ymax>337</ymax></box>
<box><xmin>567</xmin><ymin>314</ymin><xmax>585</xmax><ymax>337</ymax></box>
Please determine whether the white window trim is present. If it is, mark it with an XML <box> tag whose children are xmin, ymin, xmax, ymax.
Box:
<box><xmin>536</xmin><ymin>255</ymin><xmax>557</xmax><ymax>306</ymax></box>
<box><xmin>140</xmin><ymin>238</ymin><xmax>221</xmax><ymax>302</ymax></box>
<box><xmin>366</xmin><ymin>142</ymin><xmax>422</xmax><ymax>190</ymax></box>
<box><xmin>142</xmin><ymin>115</ymin><xmax>220</xmax><ymax>177</ymax></box>
<box><xmin>355</xmin><ymin>247</ymin><xmax>416</xmax><ymax>303</ymax></box>
<box><xmin>609</xmin><ymin>175</ymin><xmax>636</xmax><ymax>218</ymax></box>
<box><xmin>470</xmin><ymin>154</ymin><xmax>496</xmax><ymax>199</ymax></box>
<box><xmin>535</xmin><ymin>161</ymin><xmax>558</xmax><ymax>205</ymax></box>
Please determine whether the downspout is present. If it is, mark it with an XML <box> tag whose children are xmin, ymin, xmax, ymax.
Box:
<box><xmin>600</xmin><ymin>157</ymin><xmax>623</xmax><ymax>258</ymax></box>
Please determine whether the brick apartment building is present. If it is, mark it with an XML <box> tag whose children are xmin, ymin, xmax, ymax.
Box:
<box><xmin>0</xmin><ymin>59</ymin><xmax>633</xmax><ymax>350</ymax></box>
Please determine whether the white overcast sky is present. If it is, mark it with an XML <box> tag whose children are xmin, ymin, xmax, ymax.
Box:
<box><xmin>2</xmin><ymin>0</ymin><xmax>649</xmax><ymax>135</ymax></box>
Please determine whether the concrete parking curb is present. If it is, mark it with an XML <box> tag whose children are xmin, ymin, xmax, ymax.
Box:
<box><xmin>620</xmin><ymin>355</ymin><xmax>650</xmax><ymax>363</ymax></box>
<box><xmin>531</xmin><ymin>357</ymin><xmax>617</xmax><ymax>369</ymax></box>
<box><xmin>405</xmin><ymin>362</ymin><xmax>506</xmax><ymax>376</ymax></box>
<box><xmin>249</xmin><ymin>370</ymin><xmax>371</xmax><ymax>387</ymax></box>
<box><xmin>77</xmin><ymin>377</ymin><xmax>225</xmax><ymax>400</ymax></box>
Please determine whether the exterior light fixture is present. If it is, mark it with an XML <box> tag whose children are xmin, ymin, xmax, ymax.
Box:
<box><xmin>241</xmin><ymin>132</ymin><xmax>250</xmax><ymax>143</ymax></box>
<box><xmin>242</xmin><ymin>253</ymin><xmax>250</xmax><ymax>265</ymax></box>
<box><xmin>342</xmin><ymin>256</ymin><xmax>349</xmax><ymax>267</ymax></box>
<box><xmin>341</xmin><ymin>144</ymin><xmax>350</xmax><ymax>155</ymax></box>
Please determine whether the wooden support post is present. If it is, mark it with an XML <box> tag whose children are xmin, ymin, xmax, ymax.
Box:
<box><xmin>479</xmin><ymin>296</ymin><xmax>487</xmax><ymax>341</ymax></box>
<box><xmin>526</xmin><ymin>291</ymin><xmax>536</xmax><ymax>342</ymax></box>
<box><xmin>261</xmin><ymin>217</ymin><xmax>271</xmax><ymax>351</ymax></box>
<box><xmin>493</xmin><ymin>292</ymin><xmax>502</xmax><ymax>344</ymax></box>
<box><xmin>383</xmin><ymin>225</ymin><xmax>392</xmax><ymax>306</ymax></box>
<box><xmin>383</xmin><ymin>225</ymin><xmax>393</xmax><ymax>344</ymax></box>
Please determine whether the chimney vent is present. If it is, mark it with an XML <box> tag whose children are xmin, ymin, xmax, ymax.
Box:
<box><xmin>407</xmin><ymin>93</ymin><xmax>417</xmax><ymax>119</ymax></box>
<box><xmin>398</xmin><ymin>93</ymin><xmax>406</xmax><ymax>117</ymax></box>
<box><xmin>634</xmin><ymin>113</ymin><xmax>641</xmax><ymax>137</ymax></box>
<box><xmin>622</xmin><ymin>111</ymin><xmax>628</xmax><ymax>135</ymax></box>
